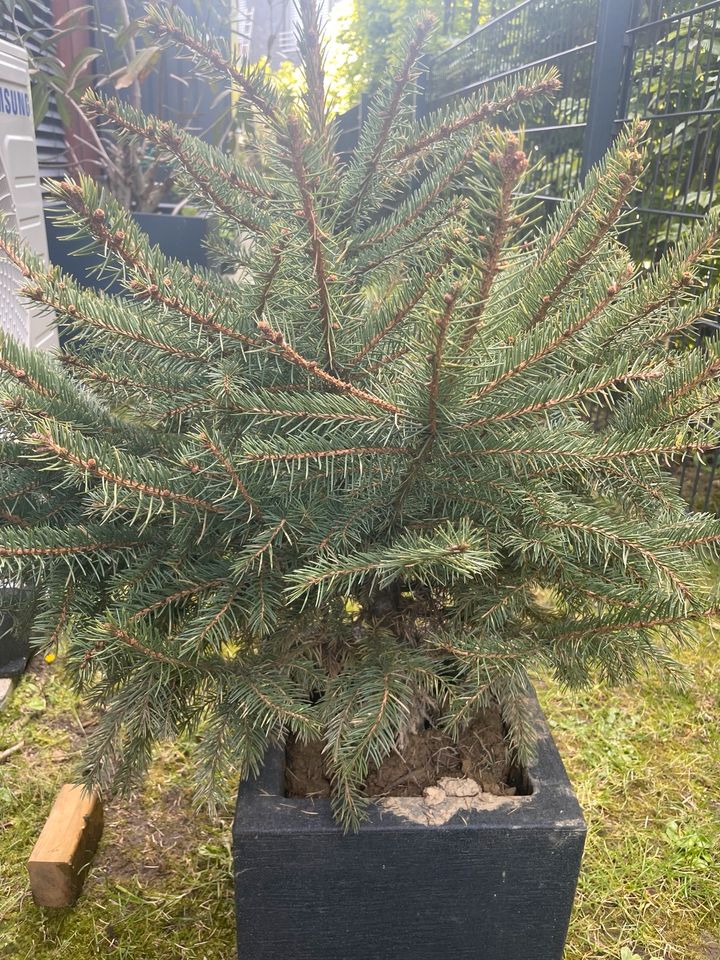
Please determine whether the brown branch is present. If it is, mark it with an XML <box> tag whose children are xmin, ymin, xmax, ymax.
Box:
<box><xmin>129</xmin><ymin>579</ymin><xmax>225</xmax><ymax>621</ymax></box>
<box><xmin>357</xmin><ymin>199</ymin><xmax>465</xmax><ymax>275</ymax></box>
<box><xmin>286</xmin><ymin>115</ymin><xmax>335</xmax><ymax>368</ymax></box>
<box><xmin>198</xmin><ymin>432</ymin><xmax>261</xmax><ymax>518</ymax></box>
<box><xmin>22</xmin><ymin>283</ymin><xmax>205</xmax><ymax>363</ymax></box>
<box><xmin>9</xmin><ymin>219</ymin><xmax>199</xmax><ymax>374</ymax></box>
<box><xmin>0</xmin><ymin>539</ymin><xmax>138</xmax><ymax>557</ymax></box>
<box><xmin>35</xmin><ymin>431</ymin><xmax>226</xmax><ymax>515</ymax></box>
<box><xmin>542</xmin><ymin>517</ymin><xmax>692</xmax><ymax>599</ymax></box>
<box><xmin>551</xmin><ymin>607</ymin><xmax>719</xmax><ymax>642</ymax></box>
<box><xmin>471</xmin><ymin>269</ymin><xmax>633</xmax><ymax>402</ymax></box>
<box><xmin>663</xmin><ymin>358</ymin><xmax>720</xmax><ymax>406</ymax></box>
<box><xmin>157</xmin><ymin>398</ymin><xmax>213</xmax><ymax>422</ymax></box>
<box><xmin>241</xmin><ymin>518</ymin><xmax>288</xmax><ymax>569</ymax></box>
<box><xmin>392</xmin><ymin>73</ymin><xmax>560</xmax><ymax>164</ymax></box>
<box><xmin>256</xmin><ymin>319</ymin><xmax>402</xmax><ymax>415</ymax></box>
<box><xmin>234</xmin><ymin>404</ymin><xmax>381</xmax><ymax>423</ymax></box>
<box><xmin>85</xmin><ymin>95</ymin><xmax>273</xmax><ymax>200</ymax></box>
<box><xmin>298</xmin><ymin>0</ymin><xmax>329</xmax><ymax>145</ymax></box>
<box><xmin>602</xmin><ymin>442</ymin><xmax>717</xmax><ymax>461</ymax></box>
<box><xmin>317</xmin><ymin>499</ymin><xmax>380</xmax><ymax>551</ymax></box>
<box><xmin>144</xmin><ymin>13</ymin><xmax>279</xmax><ymax>125</ymax></box>
<box><xmin>344</xmin><ymin>16</ymin><xmax>434</xmax><ymax>222</ymax></box>
<box><xmin>427</xmin><ymin>287</ymin><xmax>458</xmax><ymax>437</ymax></box>
<box><xmin>0</xmin><ymin>509</ymin><xmax>29</xmax><ymax>527</ymax></box>
<box><xmin>0</xmin><ymin>232</ymin><xmax>34</xmax><ymax>278</ymax></box>
<box><xmin>244</xmin><ymin>445</ymin><xmax>410</xmax><ymax>464</ymax></box>
<box><xmin>587</xmin><ymin>463</ymin><xmax>681</xmax><ymax>511</ymax></box>
<box><xmin>194</xmin><ymin>589</ymin><xmax>241</xmax><ymax>646</ymax></box>
<box><xmin>60</xmin><ymin>354</ymin><xmax>177</xmax><ymax>397</ymax></box>
<box><xmin>664</xmin><ymin>396</ymin><xmax>720</xmax><ymax>427</ymax></box>
<box><xmin>254</xmin><ymin>247</ymin><xmax>283</xmax><ymax>322</ymax></box>
<box><xmin>641</xmin><ymin>300</ymin><xmax>711</xmax><ymax>349</ymax></box>
<box><xmin>133</xmin><ymin>280</ymin><xmax>263</xmax><ymax>350</ymax></box>
<box><xmin>449</xmin><ymin>440</ymin><xmax>714</xmax><ymax>462</ymax></box>
<box><xmin>433</xmin><ymin>640</ymin><xmax>522</xmax><ymax>661</ymax></box>
<box><xmin>601</xmin><ymin>232</ymin><xmax>720</xmax><ymax>351</ymax></box>
<box><xmin>524</xmin><ymin>135</ymin><xmax>643</xmax><ymax>332</ymax></box>
<box><xmin>533</xmin><ymin>181</ymin><xmax>603</xmax><ymax>268</ymax></box>
<box><xmin>356</xmin><ymin>140</ymin><xmax>479</xmax><ymax>251</ymax></box>
<box><xmin>0</xmin><ymin>481</ymin><xmax>43</xmax><ymax>503</ymax></box>
<box><xmin>0</xmin><ymin>356</ymin><xmax>52</xmax><ymax>399</ymax></box>
<box><xmin>348</xmin><ymin>252</ymin><xmax>452</xmax><ymax>367</ymax></box>
<box><xmin>162</xmin><ymin>144</ymin><xmax>263</xmax><ymax>230</ymax></box>
<box><xmin>462</xmin><ymin>366</ymin><xmax>662</xmax><ymax>430</ymax></box>
<box><xmin>353</xmin><ymin>348</ymin><xmax>410</xmax><ymax>378</ymax></box>
<box><xmin>54</xmin><ymin>183</ymin><xmax>263</xmax><ymax>349</ymax></box>
<box><xmin>103</xmin><ymin>622</ymin><xmax>183</xmax><ymax>666</ymax></box>
<box><xmin>460</xmin><ymin>138</ymin><xmax>528</xmax><ymax>351</ymax></box>
<box><xmin>47</xmin><ymin>583</ymin><xmax>73</xmax><ymax>648</ymax></box>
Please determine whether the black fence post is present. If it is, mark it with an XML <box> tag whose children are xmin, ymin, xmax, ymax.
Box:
<box><xmin>580</xmin><ymin>0</ymin><xmax>633</xmax><ymax>178</ymax></box>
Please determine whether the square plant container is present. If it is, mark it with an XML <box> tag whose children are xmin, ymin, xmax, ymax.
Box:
<box><xmin>0</xmin><ymin>609</ymin><xmax>28</xmax><ymax>678</ymax></box>
<box><xmin>232</xmin><ymin>696</ymin><xmax>586</xmax><ymax>960</ymax></box>
<box><xmin>0</xmin><ymin>586</ymin><xmax>34</xmax><ymax>678</ymax></box>
<box><xmin>44</xmin><ymin>210</ymin><xmax>208</xmax><ymax>296</ymax></box>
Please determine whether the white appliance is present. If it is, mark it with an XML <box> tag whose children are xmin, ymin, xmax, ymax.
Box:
<box><xmin>0</xmin><ymin>37</ymin><xmax>56</xmax><ymax>350</ymax></box>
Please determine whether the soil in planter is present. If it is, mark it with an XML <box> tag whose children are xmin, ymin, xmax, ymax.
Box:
<box><xmin>285</xmin><ymin>705</ymin><xmax>526</xmax><ymax>800</ymax></box>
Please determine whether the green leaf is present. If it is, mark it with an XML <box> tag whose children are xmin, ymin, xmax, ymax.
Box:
<box><xmin>114</xmin><ymin>46</ymin><xmax>161</xmax><ymax>90</ymax></box>
<box><xmin>64</xmin><ymin>49</ymin><xmax>102</xmax><ymax>93</ymax></box>
<box><xmin>31</xmin><ymin>84</ymin><xmax>50</xmax><ymax>127</ymax></box>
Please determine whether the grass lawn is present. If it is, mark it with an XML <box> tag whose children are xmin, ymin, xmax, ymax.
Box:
<box><xmin>1</xmin><ymin>629</ymin><xmax>718</xmax><ymax>960</ymax></box>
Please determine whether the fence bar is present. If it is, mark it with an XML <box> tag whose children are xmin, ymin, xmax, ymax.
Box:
<box><xmin>437</xmin><ymin>0</ymin><xmax>534</xmax><ymax>56</ymax></box>
<box><xmin>626</xmin><ymin>0</ymin><xmax>720</xmax><ymax>34</ymax></box>
<box><xmin>580</xmin><ymin>0</ymin><xmax>633</xmax><ymax>177</ymax></box>
<box><xmin>431</xmin><ymin>42</ymin><xmax>596</xmax><ymax>106</ymax></box>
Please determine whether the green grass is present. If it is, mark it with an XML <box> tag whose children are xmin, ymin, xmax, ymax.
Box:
<box><xmin>537</xmin><ymin>628</ymin><xmax>720</xmax><ymax>960</ymax></box>
<box><xmin>1</xmin><ymin>630</ymin><xmax>719</xmax><ymax>960</ymax></box>
<box><xmin>0</xmin><ymin>660</ymin><xmax>236</xmax><ymax>960</ymax></box>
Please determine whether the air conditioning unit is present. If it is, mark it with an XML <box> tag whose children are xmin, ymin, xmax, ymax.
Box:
<box><xmin>0</xmin><ymin>37</ymin><xmax>57</xmax><ymax>351</ymax></box>
<box><xmin>0</xmin><ymin>38</ymin><xmax>54</xmax><ymax>683</ymax></box>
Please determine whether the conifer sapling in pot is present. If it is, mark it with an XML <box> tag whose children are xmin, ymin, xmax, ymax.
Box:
<box><xmin>2</xmin><ymin>2</ymin><xmax>720</xmax><ymax>956</ymax></box>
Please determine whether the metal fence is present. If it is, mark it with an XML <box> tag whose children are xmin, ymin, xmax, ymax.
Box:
<box><xmin>337</xmin><ymin>0</ymin><xmax>720</xmax><ymax>513</ymax></box>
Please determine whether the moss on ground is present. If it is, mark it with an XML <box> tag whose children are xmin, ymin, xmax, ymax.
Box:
<box><xmin>1</xmin><ymin>630</ymin><xmax>718</xmax><ymax>960</ymax></box>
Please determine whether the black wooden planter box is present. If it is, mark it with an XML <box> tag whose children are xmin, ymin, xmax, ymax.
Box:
<box><xmin>232</xmin><ymin>697</ymin><xmax>585</xmax><ymax>960</ymax></box>
<box><xmin>44</xmin><ymin>209</ymin><xmax>208</xmax><ymax>296</ymax></box>
<box><xmin>0</xmin><ymin>588</ymin><xmax>33</xmax><ymax>678</ymax></box>
<box><xmin>0</xmin><ymin>610</ymin><xmax>28</xmax><ymax>678</ymax></box>
<box><xmin>44</xmin><ymin>210</ymin><xmax>208</xmax><ymax>350</ymax></box>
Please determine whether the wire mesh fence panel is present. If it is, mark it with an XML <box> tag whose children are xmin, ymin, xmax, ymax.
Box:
<box><xmin>334</xmin><ymin>0</ymin><xmax>720</xmax><ymax>511</ymax></box>
<box><xmin>430</xmin><ymin>0</ymin><xmax>599</xmax><ymax>107</ymax></box>
<box><xmin>621</xmin><ymin>2</ymin><xmax>720</xmax><ymax>265</ymax></box>
<box><xmin>621</xmin><ymin>1</ymin><xmax>720</xmax><ymax>508</ymax></box>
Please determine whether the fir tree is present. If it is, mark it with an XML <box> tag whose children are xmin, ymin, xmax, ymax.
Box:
<box><xmin>2</xmin><ymin>0</ymin><xmax>720</xmax><ymax>828</ymax></box>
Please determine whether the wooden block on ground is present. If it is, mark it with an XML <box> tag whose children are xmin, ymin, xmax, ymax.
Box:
<box><xmin>28</xmin><ymin>784</ymin><xmax>103</xmax><ymax>907</ymax></box>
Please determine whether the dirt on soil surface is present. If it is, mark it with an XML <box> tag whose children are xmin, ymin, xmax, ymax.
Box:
<box><xmin>285</xmin><ymin>705</ymin><xmax>520</xmax><ymax>800</ymax></box>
